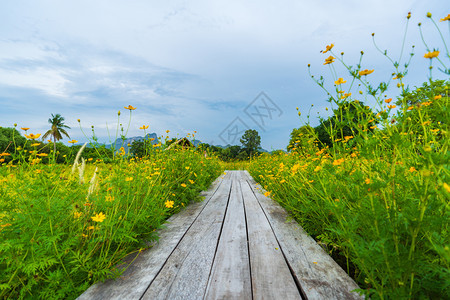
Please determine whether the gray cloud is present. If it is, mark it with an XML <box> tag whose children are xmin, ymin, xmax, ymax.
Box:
<box><xmin>0</xmin><ymin>0</ymin><xmax>448</xmax><ymax>149</ymax></box>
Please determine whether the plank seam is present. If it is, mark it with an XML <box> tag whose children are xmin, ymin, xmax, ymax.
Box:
<box><xmin>239</xmin><ymin>179</ymin><xmax>254</xmax><ymax>300</ymax></box>
<box><xmin>202</xmin><ymin>175</ymin><xmax>233</xmax><ymax>299</ymax></box>
<box><xmin>243</xmin><ymin>175</ymin><xmax>306</xmax><ymax>300</ymax></box>
<box><xmin>138</xmin><ymin>175</ymin><xmax>226</xmax><ymax>300</ymax></box>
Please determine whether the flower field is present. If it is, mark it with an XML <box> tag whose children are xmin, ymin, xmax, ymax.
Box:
<box><xmin>249</xmin><ymin>13</ymin><xmax>449</xmax><ymax>299</ymax></box>
<box><xmin>0</xmin><ymin>146</ymin><xmax>223</xmax><ymax>298</ymax></box>
<box><xmin>1</xmin><ymin>11</ymin><xmax>449</xmax><ymax>300</ymax></box>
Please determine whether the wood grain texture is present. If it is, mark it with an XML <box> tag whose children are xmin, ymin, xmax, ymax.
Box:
<box><xmin>242</xmin><ymin>170</ymin><xmax>363</xmax><ymax>300</ymax></box>
<box><xmin>77</xmin><ymin>173</ymin><xmax>227</xmax><ymax>300</ymax></box>
<box><xmin>204</xmin><ymin>172</ymin><xmax>251</xmax><ymax>300</ymax></box>
<box><xmin>79</xmin><ymin>170</ymin><xmax>363</xmax><ymax>300</ymax></box>
<box><xmin>241</xmin><ymin>177</ymin><xmax>302</xmax><ymax>300</ymax></box>
<box><xmin>141</xmin><ymin>176</ymin><xmax>232</xmax><ymax>300</ymax></box>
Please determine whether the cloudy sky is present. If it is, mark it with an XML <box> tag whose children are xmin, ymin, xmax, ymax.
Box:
<box><xmin>1</xmin><ymin>1</ymin><xmax>448</xmax><ymax>150</ymax></box>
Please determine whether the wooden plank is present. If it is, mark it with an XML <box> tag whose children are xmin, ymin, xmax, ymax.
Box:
<box><xmin>77</xmin><ymin>172</ymin><xmax>228</xmax><ymax>300</ymax></box>
<box><xmin>141</xmin><ymin>175</ymin><xmax>232</xmax><ymax>300</ymax></box>
<box><xmin>204</xmin><ymin>171</ymin><xmax>251</xmax><ymax>299</ymax></box>
<box><xmin>242</xmin><ymin>171</ymin><xmax>363</xmax><ymax>300</ymax></box>
<box><xmin>240</xmin><ymin>175</ymin><xmax>302</xmax><ymax>300</ymax></box>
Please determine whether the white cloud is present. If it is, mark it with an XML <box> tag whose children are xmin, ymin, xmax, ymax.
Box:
<box><xmin>0</xmin><ymin>0</ymin><xmax>448</xmax><ymax>149</ymax></box>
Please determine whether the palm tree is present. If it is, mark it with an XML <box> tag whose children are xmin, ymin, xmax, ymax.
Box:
<box><xmin>42</xmin><ymin>113</ymin><xmax>71</xmax><ymax>154</ymax></box>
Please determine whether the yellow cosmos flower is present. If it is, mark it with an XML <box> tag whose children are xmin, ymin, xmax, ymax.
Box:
<box><xmin>139</xmin><ymin>125</ymin><xmax>149</xmax><ymax>130</ymax></box>
<box><xmin>384</xmin><ymin>98</ymin><xmax>392</xmax><ymax>103</ymax></box>
<box><xmin>31</xmin><ymin>143</ymin><xmax>40</xmax><ymax>147</ymax></box>
<box><xmin>181</xmin><ymin>183</ymin><xmax>187</xmax><ymax>187</ymax></box>
<box><xmin>332</xmin><ymin>158</ymin><xmax>344</xmax><ymax>166</ymax></box>
<box><xmin>359</xmin><ymin>69</ymin><xmax>374</xmax><ymax>76</ymax></box>
<box><xmin>91</xmin><ymin>212</ymin><xmax>106</xmax><ymax>223</ymax></box>
<box><xmin>409</xmin><ymin>167</ymin><xmax>416</xmax><ymax>172</ymax></box>
<box><xmin>444</xmin><ymin>183</ymin><xmax>450</xmax><ymax>193</ymax></box>
<box><xmin>21</xmin><ymin>127</ymin><xmax>30</xmax><ymax>131</ymax></box>
<box><xmin>264</xmin><ymin>191</ymin><xmax>271</xmax><ymax>197</ymax></box>
<box><xmin>124</xmin><ymin>105</ymin><xmax>136</xmax><ymax>110</ymax></box>
<box><xmin>323</xmin><ymin>55</ymin><xmax>335</xmax><ymax>65</ymax></box>
<box><xmin>25</xmin><ymin>133</ymin><xmax>41</xmax><ymax>139</ymax></box>
<box><xmin>74</xmin><ymin>211</ymin><xmax>83</xmax><ymax>219</ymax></box>
<box><xmin>434</xmin><ymin>95</ymin><xmax>442</xmax><ymax>100</ymax></box>
<box><xmin>322</xmin><ymin>43</ymin><xmax>334</xmax><ymax>53</ymax></box>
<box><xmin>440</xmin><ymin>14</ymin><xmax>450</xmax><ymax>21</ymax></box>
<box><xmin>387</xmin><ymin>105</ymin><xmax>396</xmax><ymax>109</ymax></box>
<box><xmin>165</xmin><ymin>200</ymin><xmax>174</xmax><ymax>208</ymax></box>
<box><xmin>125</xmin><ymin>177</ymin><xmax>133</xmax><ymax>181</ymax></box>
<box><xmin>365</xmin><ymin>178</ymin><xmax>371</xmax><ymax>184</ymax></box>
<box><xmin>314</xmin><ymin>166</ymin><xmax>322</xmax><ymax>172</ymax></box>
<box><xmin>334</xmin><ymin>78</ymin><xmax>347</xmax><ymax>85</ymax></box>
<box><xmin>189</xmin><ymin>179</ymin><xmax>194</xmax><ymax>184</ymax></box>
<box><xmin>68</xmin><ymin>140</ymin><xmax>78</xmax><ymax>144</ymax></box>
<box><xmin>424</xmin><ymin>51</ymin><xmax>439</xmax><ymax>59</ymax></box>
<box><xmin>36</xmin><ymin>153</ymin><xmax>48</xmax><ymax>157</ymax></box>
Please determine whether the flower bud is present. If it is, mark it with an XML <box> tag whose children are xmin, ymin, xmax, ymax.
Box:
<box><xmin>426</xmin><ymin>12</ymin><xmax>432</xmax><ymax>18</ymax></box>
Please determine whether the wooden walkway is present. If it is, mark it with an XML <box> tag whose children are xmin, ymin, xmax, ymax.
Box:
<box><xmin>78</xmin><ymin>171</ymin><xmax>362</xmax><ymax>300</ymax></box>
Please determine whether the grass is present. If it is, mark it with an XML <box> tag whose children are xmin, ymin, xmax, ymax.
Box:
<box><xmin>248</xmin><ymin>13</ymin><xmax>449</xmax><ymax>299</ymax></box>
<box><xmin>1</xmin><ymin>11</ymin><xmax>449</xmax><ymax>300</ymax></box>
<box><xmin>0</xmin><ymin>145</ymin><xmax>223</xmax><ymax>299</ymax></box>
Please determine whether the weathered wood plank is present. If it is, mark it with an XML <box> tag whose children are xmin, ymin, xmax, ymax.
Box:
<box><xmin>242</xmin><ymin>170</ymin><xmax>363</xmax><ymax>300</ymax></box>
<box><xmin>204</xmin><ymin>172</ymin><xmax>251</xmax><ymax>300</ymax></box>
<box><xmin>141</xmin><ymin>175</ymin><xmax>232</xmax><ymax>300</ymax></box>
<box><xmin>77</xmin><ymin>173</ymin><xmax>228</xmax><ymax>300</ymax></box>
<box><xmin>240</xmin><ymin>176</ymin><xmax>302</xmax><ymax>300</ymax></box>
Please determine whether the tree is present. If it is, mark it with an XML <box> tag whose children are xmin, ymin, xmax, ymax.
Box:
<box><xmin>221</xmin><ymin>145</ymin><xmax>243</xmax><ymax>161</ymax></box>
<box><xmin>42</xmin><ymin>114</ymin><xmax>71</xmax><ymax>154</ymax></box>
<box><xmin>395</xmin><ymin>79</ymin><xmax>449</xmax><ymax>140</ymax></box>
<box><xmin>240</xmin><ymin>129</ymin><xmax>261</xmax><ymax>158</ymax></box>
<box><xmin>314</xmin><ymin>100</ymin><xmax>376</xmax><ymax>148</ymax></box>
<box><xmin>287</xmin><ymin>125</ymin><xmax>315</xmax><ymax>154</ymax></box>
<box><xmin>0</xmin><ymin>127</ymin><xmax>26</xmax><ymax>153</ymax></box>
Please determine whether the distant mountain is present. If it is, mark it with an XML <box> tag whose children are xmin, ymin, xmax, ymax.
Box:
<box><xmin>108</xmin><ymin>133</ymin><xmax>159</xmax><ymax>151</ymax></box>
<box><xmin>191</xmin><ymin>139</ymin><xmax>202</xmax><ymax>147</ymax></box>
<box><xmin>75</xmin><ymin>135</ymin><xmax>270</xmax><ymax>153</ymax></box>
